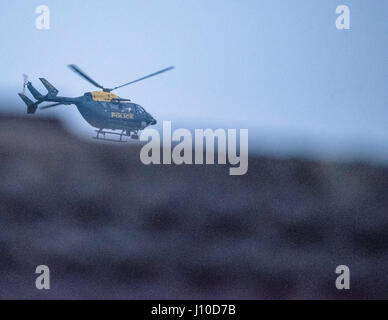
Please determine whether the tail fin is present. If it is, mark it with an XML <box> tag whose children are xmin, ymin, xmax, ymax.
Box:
<box><xmin>40</xmin><ymin>78</ymin><xmax>59</xmax><ymax>98</ymax></box>
<box><xmin>26</xmin><ymin>82</ymin><xmax>44</xmax><ymax>100</ymax></box>
<box><xmin>18</xmin><ymin>93</ymin><xmax>39</xmax><ymax>114</ymax></box>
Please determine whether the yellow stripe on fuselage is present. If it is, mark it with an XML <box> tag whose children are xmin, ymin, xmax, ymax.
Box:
<box><xmin>91</xmin><ymin>91</ymin><xmax>119</xmax><ymax>102</ymax></box>
<box><xmin>91</xmin><ymin>91</ymin><xmax>129</xmax><ymax>102</ymax></box>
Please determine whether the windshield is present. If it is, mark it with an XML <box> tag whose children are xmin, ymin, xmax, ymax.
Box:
<box><xmin>125</xmin><ymin>103</ymin><xmax>145</xmax><ymax>114</ymax></box>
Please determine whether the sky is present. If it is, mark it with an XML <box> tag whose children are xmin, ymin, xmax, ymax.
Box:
<box><xmin>0</xmin><ymin>0</ymin><xmax>387</xmax><ymax>161</ymax></box>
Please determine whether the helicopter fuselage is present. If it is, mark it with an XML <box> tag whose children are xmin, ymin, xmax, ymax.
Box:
<box><xmin>43</xmin><ymin>91</ymin><xmax>157</xmax><ymax>132</ymax></box>
<box><xmin>19</xmin><ymin>64</ymin><xmax>172</xmax><ymax>140</ymax></box>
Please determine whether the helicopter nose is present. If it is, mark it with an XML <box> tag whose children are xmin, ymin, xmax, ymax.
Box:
<box><xmin>149</xmin><ymin>117</ymin><xmax>157</xmax><ymax>125</ymax></box>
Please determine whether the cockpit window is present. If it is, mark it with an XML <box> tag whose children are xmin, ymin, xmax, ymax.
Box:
<box><xmin>126</xmin><ymin>103</ymin><xmax>144</xmax><ymax>114</ymax></box>
<box><xmin>134</xmin><ymin>105</ymin><xmax>145</xmax><ymax>114</ymax></box>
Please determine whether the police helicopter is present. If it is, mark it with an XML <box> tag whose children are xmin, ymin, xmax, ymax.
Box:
<box><xmin>18</xmin><ymin>65</ymin><xmax>174</xmax><ymax>141</ymax></box>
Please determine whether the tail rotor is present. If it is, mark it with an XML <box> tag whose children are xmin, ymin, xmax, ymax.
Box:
<box><xmin>23</xmin><ymin>74</ymin><xmax>28</xmax><ymax>94</ymax></box>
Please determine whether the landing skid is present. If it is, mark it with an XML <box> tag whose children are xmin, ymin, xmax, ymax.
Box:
<box><xmin>94</xmin><ymin>129</ymin><xmax>140</xmax><ymax>143</ymax></box>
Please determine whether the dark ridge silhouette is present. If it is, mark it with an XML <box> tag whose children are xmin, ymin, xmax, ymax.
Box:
<box><xmin>0</xmin><ymin>115</ymin><xmax>387</xmax><ymax>299</ymax></box>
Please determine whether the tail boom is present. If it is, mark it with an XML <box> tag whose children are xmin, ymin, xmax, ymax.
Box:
<box><xmin>18</xmin><ymin>77</ymin><xmax>78</xmax><ymax>114</ymax></box>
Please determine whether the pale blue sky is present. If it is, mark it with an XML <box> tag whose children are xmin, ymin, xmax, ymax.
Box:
<box><xmin>0</xmin><ymin>0</ymin><xmax>387</xmax><ymax>160</ymax></box>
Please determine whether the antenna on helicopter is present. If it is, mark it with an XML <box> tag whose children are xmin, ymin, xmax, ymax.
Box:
<box><xmin>68</xmin><ymin>64</ymin><xmax>174</xmax><ymax>93</ymax></box>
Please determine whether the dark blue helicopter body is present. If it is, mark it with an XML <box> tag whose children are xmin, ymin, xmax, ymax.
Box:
<box><xmin>18</xmin><ymin>65</ymin><xmax>172</xmax><ymax>140</ymax></box>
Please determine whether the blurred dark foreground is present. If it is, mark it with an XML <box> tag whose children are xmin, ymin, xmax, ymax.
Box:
<box><xmin>0</xmin><ymin>115</ymin><xmax>387</xmax><ymax>299</ymax></box>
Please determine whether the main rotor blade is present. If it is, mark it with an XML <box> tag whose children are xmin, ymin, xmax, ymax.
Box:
<box><xmin>68</xmin><ymin>64</ymin><xmax>105</xmax><ymax>90</ymax></box>
<box><xmin>112</xmin><ymin>66</ymin><xmax>174</xmax><ymax>91</ymax></box>
<box><xmin>40</xmin><ymin>103</ymin><xmax>63</xmax><ymax>110</ymax></box>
